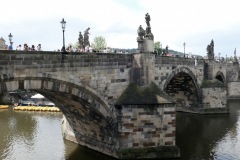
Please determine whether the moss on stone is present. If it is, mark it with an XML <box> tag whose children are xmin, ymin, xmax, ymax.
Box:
<box><xmin>115</xmin><ymin>82</ymin><xmax>174</xmax><ymax>105</ymax></box>
<box><xmin>201</xmin><ymin>79</ymin><xmax>224</xmax><ymax>88</ymax></box>
<box><xmin>117</xmin><ymin>146</ymin><xmax>180</xmax><ymax>159</ymax></box>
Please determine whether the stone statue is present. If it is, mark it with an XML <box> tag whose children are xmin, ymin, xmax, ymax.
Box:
<box><xmin>84</xmin><ymin>27</ymin><xmax>90</xmax><ymax>47</ymax></box>
<box><xmin>137</xmin><ymin>13</ymin><xmax>154</xmax><ymax>53</ymax></box>
<box><xmin>145</xmin><ymin>26</ymin><xmax>154</xmax><ymax>40</ymax></box>
<box><xmin>145</xmin><ymin>13</ymin><xmax>151</xmax><ymax>27</ymax></box>
<box><xmin>206</xmin><ymin>39</ymin><xmax>214</xmax><ymax>59</ymax></box>
<box><xmin>234</xmin><ymin>48</ymin><xmax>238</xmax><ymax>64</ymax></box>
<box><xmin>165</xmin><ymin>45</ymin><xmax>169</xmax><ymax>54</ymax></box>
<box><xmin>78</xmin><ymin>32</ymin><xmax>84</xmax><ymax>49</ymax></box>
<box><xmin>210</xmin><ymin>39</ymin><xmax>214</xmax><ymax>53</ymax></box>
<box><xmin>137</xmin><ymin>25</ymin><xmax>145</xmax><ymax>40</ymax></box>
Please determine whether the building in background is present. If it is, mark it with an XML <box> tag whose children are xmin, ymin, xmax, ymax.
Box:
<box><xmin>0</xmin><ymin>37</ymin><xmax>7</xmax><ymax>50</ymax></box>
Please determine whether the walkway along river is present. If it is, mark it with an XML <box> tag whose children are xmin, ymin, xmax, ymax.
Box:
<box><xmin>0</xmin><ymin>100</ymin><xmax>240</xmax><ymax>159</ymax></box>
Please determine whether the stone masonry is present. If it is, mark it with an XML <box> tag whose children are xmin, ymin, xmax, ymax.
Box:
<box><xmin>0</xmin><ymin>50</ymin><xmax>231</xmax><ymax>159</ymax></box>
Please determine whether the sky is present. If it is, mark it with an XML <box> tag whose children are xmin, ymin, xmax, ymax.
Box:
<box><xmin>1</xmin><ymin>0</ymin><xmax>240</xmax><ymax>57</ymax></box>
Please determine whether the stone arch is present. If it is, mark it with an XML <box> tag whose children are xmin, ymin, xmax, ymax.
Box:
<box><xmin>215</xmin><ymin>71</ymin><xmax>225</xmax><ymax>85</ymax></box>
<box><xmin>0</xmin><ymin>74</ymin><xmax>118</xmax><ymax>157</ymax></box>
<box><xmin>163</xmin><ymin>66</ymin><xmax>202</xmax><ymax>108</ymax></box>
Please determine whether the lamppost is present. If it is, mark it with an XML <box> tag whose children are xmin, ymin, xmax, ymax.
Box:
<box><xmin>8</xmin><ymin>33</ymin><xmax>13</xmax><ymax>50</ymax></box>
<box><xmin>60</xmin><ymin>18</ymin><xmax>66</xmax><ymax>53</ymax></box>
<box><xmin>183</xmin><ymin>42</ymin><xmax>186</xmax><ymax>58</ymax></box>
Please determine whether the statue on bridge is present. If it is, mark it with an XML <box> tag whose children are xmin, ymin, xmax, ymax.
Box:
<box><xmin>145</xmin><ymin>13</ymin><xmax>151</xmax><ymax>27</ymax></box>
<box><xmin>233</xmin><ymin>48</ymin><xmax>239</xmax><ymax>65</ymax></box>
<box><xmin>137</xmin><ymin>25</ymin><xmax>145</xmax><ymax>41</ymax></box>
<box><xmin>206</xmin><ymin>39</ymin><xmax>214</xmax><ymax>60</ymax></box>
<box><xmin>137</xmin><ymin>13</ymin><xmax>154</xmax><ymax>53</ymax></box>
<box><xmin>78</xmin><ymin>31</ymin><xmax>84</xmax><ymax>51</ymax></box>
<box><xmin>144</xmin><ymin>13</ymin><xmax>153</xmax><ymax>40</ymax></box>
<box><xmin>84</xmin><ymin>27</ymin><xmax>90</xmax><ymax>49</ymax></box>
<box><xmin>145</xmin><ymin>26</ymin><xmax>154</xmax><ymax>40</ymax></box>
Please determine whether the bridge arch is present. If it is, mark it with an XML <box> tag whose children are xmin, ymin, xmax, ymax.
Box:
<box><xmin>215</xmin><ymin>71</ymin><xmax>225</xmax><ymax>85</ymax></box>
<box><xmin>0</xmin><ymin>74</ymin><xmax>118</xmax><ymax>157</ymax></box>
<box><xmin>163</xmin><ymin>66</ymin><xmax>202</xmax><ymax>108</ymax></box>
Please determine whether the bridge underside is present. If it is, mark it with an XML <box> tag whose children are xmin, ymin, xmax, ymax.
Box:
<box><xmin>164</xmin><ymin>72</ymin><xmax>199</xmax><ymax>108</ymax></box>
<box><xmin>33</xmin><ymin>89</ymin><xmax>118</xmax><ymax>157</ymax></box>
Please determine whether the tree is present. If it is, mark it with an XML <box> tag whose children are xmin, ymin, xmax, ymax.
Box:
<box><xmin>154</xmin><ymin>41</ymin><xmax>162</xmax><ymax>55</ymax></box>
<box><xmin>91</xmin><ymin>36</ymin><xmax>107</xmax><ymax>52</ymax></box>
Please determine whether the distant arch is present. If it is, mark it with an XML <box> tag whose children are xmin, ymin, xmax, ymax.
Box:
<box><xmin>215</xmin><ymin>71</ymin><xmax>225</xmax><ymax>85</ymax></box>
<box><xmin>163</xmin><ymin>66</ymin><xmax>202</xmax><ymax>108</ymax></box>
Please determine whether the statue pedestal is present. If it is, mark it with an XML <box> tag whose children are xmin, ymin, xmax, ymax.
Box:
<box><xmin>143</xmin><ymin>39</ymin><xmax>154</xmax><ymax>53</ymax></box>
<box><xmin>137</xmin><ymin>39</ymin><xmax>144</xmax><ymax>53</ymax></box>
<box><xmin>137</xmin><ymin>38</ymin><xmax>154</xmax><ymax>53</ymax></box>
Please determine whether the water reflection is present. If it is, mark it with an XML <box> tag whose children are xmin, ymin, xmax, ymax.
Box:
<box><xmin>1</xmin><ymin>100</ymin><xmax>240</xmax><ymax>160</ymax></box>
<box><xmin>0</xmin><ymin>108</ymin><xmax>64</xmax><ymax>160</ymax></box>
<box><xmin>177</xmin><ymin>100</ymin><xmax>240</xmax><ymax>160</ymax></box>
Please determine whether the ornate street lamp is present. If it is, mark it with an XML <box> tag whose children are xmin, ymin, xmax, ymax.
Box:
<box><xmin>8</xmin><ymin>33</ymin><xmax>13</xmax><ymax>50</ymax></box>
<box><xmin>60</xmin><ymin>18</ymin><xmax>66</xmax><ymax>52</ymax></box>
<box><xmin>183</xmin><ymin>42</ymin><xmax>186</xmax><ymax>58</ymax></box>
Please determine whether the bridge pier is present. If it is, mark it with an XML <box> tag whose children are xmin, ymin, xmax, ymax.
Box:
<box><xmin>61</xmin><ymin>82</ymin><xmax>180</xmax><ymax>159</ymax></box>
<box><xmin>199</xmin><ymin>60</ymin><xmax>229</xmax><ymax>114</ymax></box>
<box><xmin>115</xmin><ymin>82</ymin><xmax>180</xmax><ymax>159</ymax></box>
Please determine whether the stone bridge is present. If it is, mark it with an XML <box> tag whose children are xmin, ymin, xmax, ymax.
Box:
<box><xmin>0</xmin><ymin>50</ymin><xmax>233</xmax><ymax>159</ymax></box>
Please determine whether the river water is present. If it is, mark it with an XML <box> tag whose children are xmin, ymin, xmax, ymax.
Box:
<box><xmin>0</xmin><ymin>100</ymin><xmax>240</xmax><ymax>160</ymax></box>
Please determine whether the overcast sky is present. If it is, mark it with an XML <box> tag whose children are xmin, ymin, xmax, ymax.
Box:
<box><xmin>1</xmin><ymin>0</ymin><xmax>240</xmax><ymax>57</ymax></box>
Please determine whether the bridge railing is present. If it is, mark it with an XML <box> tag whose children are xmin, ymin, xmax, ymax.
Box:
<box><xmin>155</xmin><ymin>56</ymin><xmax>205</xmax><ymax>66</ymax></box>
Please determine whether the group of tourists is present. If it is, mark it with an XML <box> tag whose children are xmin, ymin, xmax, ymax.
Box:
<box><xmin>15</xmin><ymin>44</ymin><xmax>42</xmax><ymax>51</ymax></box>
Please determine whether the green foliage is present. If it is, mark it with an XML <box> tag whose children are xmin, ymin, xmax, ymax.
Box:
<box><xmin>91</xmin><ymin>36</ymin><xmax>107</xmax><ymax>52</ymax></box>
<box><xmin>73</xmin><ymin>41</ymin><xmax>80</xmax><ymax>49</ymax></box>
<box><xmin>154</xmin><ymin>41</ymin><xmax>162</xmax><ymax>55</ymax></box>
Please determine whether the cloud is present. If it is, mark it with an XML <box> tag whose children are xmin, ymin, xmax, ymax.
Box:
<box><xmin>1</xmin><ymin>0</ymin><xmax>240</xmax><ymax>55</ymax></box>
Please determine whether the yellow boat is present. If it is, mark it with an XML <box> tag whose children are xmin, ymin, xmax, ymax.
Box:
<box><xmin>0</xmin><ymin>105</ymin><xmax>9</xmax><ymax>109</ymax></box>
<box><xmin>13</xmin><ymin>106</ymin><xmax>61</xmax><ymax>112</ymax></box>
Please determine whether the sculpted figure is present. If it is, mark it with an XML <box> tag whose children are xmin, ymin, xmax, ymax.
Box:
<box><xmin>210</xmin><ymin>39</ymin><xmax>214</xmax><ymax>54</ymax></box>
<box><xmin>84</xmin><ymin>27</ymin><xmax>90</xmax><ymax>47</ymax></box>
<box><xmin>137</xmin><ymin>25</ymin><xmax>145</xmax><ymax>40</ymax></box>
<box><xmin>165</xmin><ymin>45</ymin><xmax>169</xmax><ymax>53</ymax></box>
<box><xmin>145</xmin><ymin>13</ymin><xmax>151</xmax><ymax>27</ymax></box>
<box><xmin>206</xmin><ymin>39</ymin><xmax>214</xmax><ymax>59</ymax></box>
<box><xmin>78</xmin><ymin>32</ymin><xmax>84</xmax><ymax>48</ymax></box>
<box><xmin>206</xmin><ymin>45</ymin><xmax>211</xmax><ymax>54</ymax></box>
<box><xmin>145</xmin><ymin>26</ymin><xmax>154</xmax><ymax>40</ymax></box>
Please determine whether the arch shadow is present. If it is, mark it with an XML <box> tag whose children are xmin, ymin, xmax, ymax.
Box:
<box><xmin>163</xmin><ymin>66</ymin><xmax>202</xmax><ymax>107</ymax></box>
<box><xmin>215</xmin><ymin>71</ymin><xmax>225</xmax><ymax>85</ymax></box>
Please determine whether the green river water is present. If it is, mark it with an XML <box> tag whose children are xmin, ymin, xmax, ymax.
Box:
<box><xmin>0</xmin><ymin>100</ymin><xmax>240</xmax><ymax>160</ymax></box>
